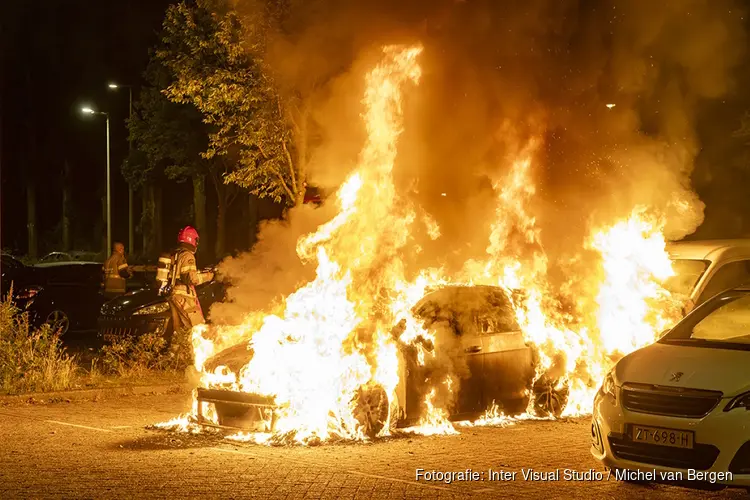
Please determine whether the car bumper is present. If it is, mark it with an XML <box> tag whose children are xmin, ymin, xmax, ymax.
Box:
<box><xmin>196</xmin><ymin>387</ymin><xmax>278</xmax><ymax>431</ymax></box>
<box><xmin>98</xmin><ymin>314</ymin><xmax>170</xmax><ymax>338</ymax></box>
<box><xmin>591</xmin><ymin>390</ymin><xmax>750</xmax><ymax>487</ymax></box>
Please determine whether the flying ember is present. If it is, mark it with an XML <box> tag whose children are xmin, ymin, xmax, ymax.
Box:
<box><xmin>159</xmin><ymin>43</ymin><xmax>690</xmax><ymax>443</ymax></box>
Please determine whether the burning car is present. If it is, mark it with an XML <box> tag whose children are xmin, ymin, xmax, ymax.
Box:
<box><xmin>193</xmin><ymin>285</ymin><xmax>569</xmax><ymax>437</ymax></box>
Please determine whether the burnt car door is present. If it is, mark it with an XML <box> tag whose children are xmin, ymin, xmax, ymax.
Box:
<box><xmin>453</xmin><ymin>308</ymin><xmax>487</xmax><ymax>416</ymax></box>
<box><xmin>476</xmin><ymin>290</ymin><xmax>535</xmax><ymax>415</ymax></box>
<box><xmin>404</xmin><ymin>287</ymin><xmax>484</xmax><ymax>421</ymax></box>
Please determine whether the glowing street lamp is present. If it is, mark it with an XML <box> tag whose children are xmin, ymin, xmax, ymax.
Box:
<box><xmin>81</xmin><ymin>106</ymin><xmax>112</xmax><ymax>254</ymax></box>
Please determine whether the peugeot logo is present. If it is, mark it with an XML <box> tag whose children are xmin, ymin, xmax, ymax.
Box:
<box><xmin>669</xmin><ymin>371</ymin><xmax>684</xmax><ymax>382</ymax></box>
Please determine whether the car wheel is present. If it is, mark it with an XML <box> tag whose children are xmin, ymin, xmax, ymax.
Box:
<box><xmin>46</xmin><ymin>310</ymin><xmax>70</xmax><ymax>335</ymax></box>
<box><xmin>532</xmin><ymin>377</ymin><xmax>569</xmax><ymax>418</ymax></box>
<box><xmin>351</xmin><ymin>382</ymin><xmax>389</xmax><ymax>439</ymax></box>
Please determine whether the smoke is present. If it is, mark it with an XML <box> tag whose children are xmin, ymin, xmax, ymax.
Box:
<box><xmin>214</xmin><ymin>0</ymin><xmax>745</xmax><ymax>317</ymax></box>
<box><xmin>209</xmin><ymin>203</ymin><xmax>334</xmax><ymax>324</ymax></box>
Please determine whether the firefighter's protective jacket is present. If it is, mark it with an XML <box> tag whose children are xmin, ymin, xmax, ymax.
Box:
<box><xmin>169</xmin><ymin>247</ymin><xmax>213</xmax><ymax>329</ymax></box>
<box><xmin>102</xmin><ymin>252</ymin><xmax>129</xmax><ymax>294</ymax></box>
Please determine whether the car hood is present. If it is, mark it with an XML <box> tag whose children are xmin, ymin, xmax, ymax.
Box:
<box><xmin>204</xmin><ymin>342</ymin><xmax>254</xmax><ymax>375</ymax></box>
<box><xmin>615</xmin><ymin>341</ymin><xmax>750</xmax><ymax>396</ymax></box>
<box><xmin>101</xmin><ymin>287</ymin><xmax>162</xmax><ymax>316</ymax></box>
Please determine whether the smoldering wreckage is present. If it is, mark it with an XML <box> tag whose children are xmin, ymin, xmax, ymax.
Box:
<box><xmin>153</xmin><ymin>0</ymin><xmax>746</xmax><ymax>445</ymax></box>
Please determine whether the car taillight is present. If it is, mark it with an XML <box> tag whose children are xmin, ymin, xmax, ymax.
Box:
<box><xmin>15</xmin><ymin>286</ymin><xmax>42</xmax><ymax>300</ymax></box>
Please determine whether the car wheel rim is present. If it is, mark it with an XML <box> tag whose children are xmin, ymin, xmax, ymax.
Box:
<box><xmin>533</xmin><ymin>380</ymin><xmax>570</xmax><ymax>418</ymax></box>
<box><xmin>46</xmin><ymin>310</ymin><xmax>69</xmax><ymax>335</ymax></box>
<box><xmin>351</xmin><ymin>383</ymin><xmax>389</xmax><ymax>438</ymax></box>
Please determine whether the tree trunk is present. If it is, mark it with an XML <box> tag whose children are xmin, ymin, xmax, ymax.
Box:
<box><xmin>62</xmin><ymin>161</ymin><xmax>71</xmax><ymax>250</ymax></box>
<box><xmin>26</xmin><ymin>177</ymin><xmax>37</xmax><ymax>259</ymax></box>
<box><xmin>192</xmin><ymin>174</ymin><xmax>207</xmax><ymax>250</ymax></box>
<box><xmin>294</xmin><ymin>105</ymin><xmax>309</xmax><ymax>206</ymax></box>
<box><xmin>215</xmin><ymin>185</ymin><xmax>227</xmax><ymax>258</ymax></box>
<box><xmin>153</xmin><ymin>183</ymin><xmax>163</xmax><ymax>255</ymax></box>
<box><xmin>248</xmin><ymin>193</ymin><xmax>259</xmax><ymax>249</ymax></box>
<box><xmin>142</xmin><ymin>183</ymin><xmax>153</xmax><ymax>256</ymax></box>
<box><xmin>101</xmin><ymin>194</ymin><xmax>107</xmax><ymax>254</ymax></box>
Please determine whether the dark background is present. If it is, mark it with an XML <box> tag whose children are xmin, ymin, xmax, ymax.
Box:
<box><xmin>1</xmin><ymin>1</ymin><xmax>750</xmax><ymax>260</ymax></box>
<box><xmin>1</xmin><ymin>1</ymin><xmax>172</xmax><ymax>255</ymax></box>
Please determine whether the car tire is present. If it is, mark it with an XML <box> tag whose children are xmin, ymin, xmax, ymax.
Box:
<box><xmin>45</xmin><ymin>310</ymin><xmax>70</xmax><ymax>335</ymax></box>
<box><xmin>531</xmin><ymin>377</ymin><xmax>569</xmax><ymax>418</ymax></box>
<box><xmin>351</xmin><ymin>382</ymin><xmax>389</xmax><ymax>439</ymax></box>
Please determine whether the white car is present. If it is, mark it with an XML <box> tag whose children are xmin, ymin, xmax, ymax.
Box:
<box><xmin>591</xmin><ymin>285</ymin><xmax>750</xmax><ymax>490</ymax></box>
<box><xmin>666</xmin><ymin>239</ymin><xmax>750</xmax><ymax>314</ymax></box>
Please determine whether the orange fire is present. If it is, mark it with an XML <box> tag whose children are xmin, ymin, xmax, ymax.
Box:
<box><xmin>161</xmin><ymin>43</ymin><xmax>692</xmax><ymax>442</ymax></box>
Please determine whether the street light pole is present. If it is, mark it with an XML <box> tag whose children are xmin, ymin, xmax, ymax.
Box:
<box><xmin>106</xmin><ymin>112</ymin><xmax>111</xmax><ymax>255</ymax></box>
<box><xmin>127</xmin><ymin>86</ymin><xmax>133</xmax><ymax>256</ymax></box>
<box><xmin>81</xmin><ymin>106</ymin><xmax>111</xmax><ymax>254</ymax></box>
<box><xmin>109</xmin><ymin>82</ymin><xmax>135</xmax><ymax>255</ymax></box>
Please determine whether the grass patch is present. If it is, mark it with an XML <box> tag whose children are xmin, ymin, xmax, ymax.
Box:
<box><xmin>100</xmin><ymin>330</ymin><xmax>191</xmax><ymax>379</ymax></box>
<box><xmin>0</xmin><ymin>292</ymin><xmax>79</xmax><ymax>394</ymax></box>
<box><xmin>0</xmin><ymin>292</ymin><xmax>186</xmax><ymax>396</ymax></box>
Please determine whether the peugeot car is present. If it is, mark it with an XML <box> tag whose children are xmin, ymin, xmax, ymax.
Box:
<box><xmin>591</xmin><ymin>285</ymin><xmax>750</xmax><ymax>489</ymax></box>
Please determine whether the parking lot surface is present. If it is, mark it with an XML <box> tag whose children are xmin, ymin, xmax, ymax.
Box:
<box><xmin>0</xmin><ymin>393</ymin><xmax>746</xmax><ymax>499</ymax></box>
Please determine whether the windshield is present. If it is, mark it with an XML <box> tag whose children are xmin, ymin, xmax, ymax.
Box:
<box><xmin>665</xmin><ymin>293</ymin><xmax>750</xmax><ymax>345</ymax></box>
<box><xmin>662</xmin><ymin>259</ymin><xmax>708</xmax><ymax>296</ymax></box>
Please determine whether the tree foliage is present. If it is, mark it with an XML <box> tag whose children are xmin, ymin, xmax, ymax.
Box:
<box><xmin>157</xmin><ymin>0</ymin><xmax>307</xmax><ymax>206</ymax></box>
<box><xmin>124</xmin><ymin>55</ymin><xmax>208</xmax><ymax>188</ymax></box>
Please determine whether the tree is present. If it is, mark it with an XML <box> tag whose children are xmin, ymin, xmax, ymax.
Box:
<box><xmin>157</xmin><ymin>0</ymin><xmax>311</xmax><ymax>207</ymax></box>
<box><xmin>127</xmin><ymin>50</ymin><xmax>241</xmax><ymax>258</ymax></box>
<box><xmin>61</xmin><ymin>160</ymin><xmax>71</xmax><ymax>250</ymax></box>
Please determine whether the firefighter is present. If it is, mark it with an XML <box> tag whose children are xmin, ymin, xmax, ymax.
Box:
<box><xmin>165</xmin><ymin>226</ymin><xmax>214</xmax><ymax>334</ymax></box>
<box><xmin>102</xmin><ymin>241</ymin><xmax>132</xmax><ymax>299</ymax></box>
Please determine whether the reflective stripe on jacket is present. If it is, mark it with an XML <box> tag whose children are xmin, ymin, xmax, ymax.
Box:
<box><xmin>171</xmin><ymin>250</ymin><xmax>211</xmax><ymax>297</ymax></box>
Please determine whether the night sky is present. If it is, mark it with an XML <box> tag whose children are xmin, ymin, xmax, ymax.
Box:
<box><xmin>1</xmin><ymin>0</ymin><xmax>173</xmax><ymax>254</ymax></box>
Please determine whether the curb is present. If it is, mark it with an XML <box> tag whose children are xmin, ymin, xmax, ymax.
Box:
<box><xmin>0</xmin><ymin>382</ymin><xmax>193</xmax><ymax>405</ymax></box>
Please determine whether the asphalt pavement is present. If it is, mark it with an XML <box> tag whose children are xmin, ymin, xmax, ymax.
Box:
<box><xmin>0</xmin><ymin>393</ymin><xmax>746</xmax><ymax>499</ymax></box>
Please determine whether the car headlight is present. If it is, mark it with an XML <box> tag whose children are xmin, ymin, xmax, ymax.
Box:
<box><xmin>600</xmin><ymin>371</ymin><xmax>616</xmax><ymax>401</ymax></box>
<box><xmin>133</xmin><ymin>302</ymin><xmax>170</xmax><ymax>315</ymax></box>
<box><xmin>724</xmin><ymin>391</ymin><xmax>750</xmax><ymax>412</ymax></box>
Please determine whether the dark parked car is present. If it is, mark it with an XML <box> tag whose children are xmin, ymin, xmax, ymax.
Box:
<box><xmin>39</xmin><ymin>251</ymin><xmax>103</xmax><ymax>263</ymax></box>
<box><xmin>1</xmin><ymin>253</ymin><xmax>27</xmax><ymax>296</ymax></box>
<box><xmin>13</xmin><ymin>262</ymin><xmax>107</xmax><ymax>345</ymax></box>
<box><xmin>98</xmin><ymin>280</ymin><xmax>227</xmax><ymax>341</ymax></box>
<box><xmin>193</xmin><ymin>285</ymin><xmax>568</xmax><ymax>436</ymax></box>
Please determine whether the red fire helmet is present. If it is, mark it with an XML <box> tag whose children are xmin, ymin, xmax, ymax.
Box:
<box><xmin>177</xmin><ymin>226</ymin><xmax>199</xmax><ymax>246</ymax></box>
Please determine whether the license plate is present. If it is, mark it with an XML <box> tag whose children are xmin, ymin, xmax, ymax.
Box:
<box><xmin>631</xmin><ymin>425</ymin><xmax>694</xmax><ymax>449</ymax></box>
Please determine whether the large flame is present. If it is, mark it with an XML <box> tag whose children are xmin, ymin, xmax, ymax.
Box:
<box><xmin>163</xmin><ymin>44</ymin><xmax>693</xmax><ymax>442</ymax></box>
